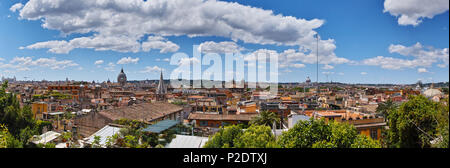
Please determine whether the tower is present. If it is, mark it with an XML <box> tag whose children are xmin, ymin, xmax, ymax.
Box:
<box><xmin>156</xmin><ymin>71</ymin><xmax>167</xmax><ymax>101</ymax></box>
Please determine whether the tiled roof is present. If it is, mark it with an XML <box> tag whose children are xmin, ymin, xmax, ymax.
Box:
<box><xmin>98</xmin><ymin>102</ymin><xmax>182</xmax><ymax>122</ymax></box>
<box><xmin>188</xmin><ymin>113</ymin><xmax>257</xmax><ymax>121</ymax></box>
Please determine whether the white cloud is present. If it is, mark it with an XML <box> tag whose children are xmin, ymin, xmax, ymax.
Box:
<box><xmin>140</xmin><ymin>66</ymin><xmax>163</xmax><ymax>73</ymax></box>
<box><xmin>417</xmin><ymin>68</ymin><xmax>428</xmax><ymax>73</ymax></box>
<box><xmin>384</xmin><ymin>0</ymin><xmax>449</xmax><ymax>26</ymax></box>
<box><xmin>322</xmin><ymin>64</ymin><xmax>334</xmax><ymax>70</ymax></box>
<box><xmin>290</xmin><ymin>64</ymin><xmax>306</xmax><ymax>68</ymax></box>
<box><xmin>141</xmin><ymin>36</ymin><xmax>180</xmax><ymax>53</ymax></box>
<box><xmin>198</xmin><ymin>41</ymin><xmax>244</xmax><ymax>53</ymax></box>
<box><xmin>0</xmin><ymin>56</ymin><xmax>78</xmax><ymax>71</ymax></box>
<box><xmin>117</xmin><ymin>57</ymin><xmax>139</xmax><ymax>65</ymax></box>
<box><xmin>244</xmin><ymin>44</ymin><xmax>350</xmax><ymax>70</ymax></box>
<box><xmin>322</xmin><ymin>71</ymin><xmax>335</xmax><ymax>75</ymax></box>
<box><xmin>14</xmin><ymin>0</ymin><xmax>326</xmax><ymax>54</ymax></box>
<box><xmin>363</xmin><ymin>42</ymin><xmax>449</xmax><ymax>69</ymax></box>
<box><xmin>178</xmin><ymin>57</ymin><xmax>200</xmax><ymax>66</ymax></box>
<box><xmin>104</xmin><ymin>62</ymin><xmax>116</xmax><ymax>72</ymax></box>
<box><xmin>156</xmin><ymin>58</ymin><xmax>170</xmax><ymax>62</ymax></box>
<box><xmin>94</xmin><ymin>60</ymin><xmax>104</xmax><ymax>65</ymax></box>
<box><xmin>9</xmin><ymin>3</ymin><xmax>23</xmax><ymax>12</ymax></box>
<box><xmin>360</xmin><ymin>72</ymin><xmax>368</xmax><ymax>75</ymax></box>
<box><xmin>21</xmin><ymin>35</ymin><xmax>141</xmax><ymax>54</ymax></box>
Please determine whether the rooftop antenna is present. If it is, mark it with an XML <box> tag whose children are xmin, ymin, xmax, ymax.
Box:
<box><xmin>315</xmin><ymin>34</ymin><xmax>320</xmax><ymax>102</ymax></box>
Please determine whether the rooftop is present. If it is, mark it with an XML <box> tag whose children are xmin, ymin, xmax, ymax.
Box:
<box><xmin>166</xmin><ymin>135</ymin><xmax>209</xmax><ymax>148</ymax></box>
<box><xmin>99</xmin><ymin>102</ymin><xmax>183</xmax><ymax>123</ymax></box>
<box><xmin>142</xmin><ymin>119</ymin><xmax>180</xmax><ymax>133</ymax></box>
<box><xmin>188</xmin><ymin>113</ymin><xmax>257</xmax><ymax>121</ymax></box>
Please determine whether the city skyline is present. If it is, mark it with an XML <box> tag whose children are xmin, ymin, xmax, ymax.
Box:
<box><xmin>0</xmin><ymin>0</ymin><xmax>449</xmax><ymax>84</ymax></box>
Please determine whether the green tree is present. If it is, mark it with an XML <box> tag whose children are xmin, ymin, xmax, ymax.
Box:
<box><xmin>124</xmin><ymin>135</ymin><xmax>139</xmax><ymax>148</ymax></box>
<box><xmin>250</xmin><ymin>110</ymin><xmax>280</xmax><ymax>128</ymax></box>
<box><xmin>312</xmin><ymin>140</ymin><xmax>337</xmax><ymax>148</ymax></box>
<box><xmin>277</xmin><ymin>118</ymin><xmax>330</xmax><ymax>148</ymax></box>
<box><xmin>234</xmin><ymin>125</ymin><xmax>278</xmax><ymax>148</ymax></box>
<box><xmin>1</xmin><ymin>81</ymin><xmax>41</xmax><ymax>148</ymax></box>
<box><xmin>1</xmin><ymin>124</ymin><xmax>9</xmax><ymax>148</ymax></box>
<box><xmin>434</xmin><ymin>98</ymin><xmax>449</xmax><ymax>148</ymax></box>
<box><xmin>91</xmin><ymin>135</ymin><xmax>102</xmax><ymax>148</ymax></box>
<box><xmin>18</xmin><ymin>127</ymin><xmax>34</xmax><ymax>146</ymax></box>
<box><xmin>385</xmin><ymin>95</ymin><xmax>441</xmax><ymax>148</ymax></box>
<box><xmin>204</xmin><ymin>125</ymin><xmax>278</xmax><ymax>148</ymax></box>
<box><xmin>350</xmin><ymin>135</ymin><xmax>381</xmax><ymax>148</ymax></box>
<box><xmin>328</xmin><ymin>121</ymin><xmax>358</xmax><ymax>148</ymax></box>
<box><xmin>376</xmin><ymin>99</ymin><xmax>397</xmax><ymax>121</ymax></box>
<box><xmin>277</xmin><ymin>118</ymin><xmax>381</xmax><ymax>148</ymax></box>
<box><xmin>203</xmin><ymin>124</ymin><xmax>243</xmax><ymax>148</ymax></box>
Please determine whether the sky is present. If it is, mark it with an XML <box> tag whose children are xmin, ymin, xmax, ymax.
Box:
<box><xmin>0</xmin><ymin>0</ymin><xmax>448</xmax><ymax>84</ymax></box>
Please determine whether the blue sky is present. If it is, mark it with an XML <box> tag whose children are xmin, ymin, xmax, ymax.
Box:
<box><xmin>0</xmin><ymin>0</ymin><xmax>448</xmax><ymax>84</ymax></box>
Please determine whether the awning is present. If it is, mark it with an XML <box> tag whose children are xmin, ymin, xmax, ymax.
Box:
<box><xmin>142</xmin><ymin>119</ymin><xmax>179</xmax><ymax>133</ymax></box>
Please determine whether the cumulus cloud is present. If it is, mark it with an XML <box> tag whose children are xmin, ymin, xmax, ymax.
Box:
<box><xmin>0</xmin><ymin>56</ymin><xmax>78</xmax><ymax>71</ymax></box>
<box><xmin>178</xmin><ymin>57</ymin><xmax>201</xmax><ymax>66</ymax></box>
<box><xmin>104</xmin><ymin>62</ymin><xmax>116</xmax><ymax>72</ymax></box>
<box><xmin>363</xmin><ymin>42</ymin><xmax>449</xmax><ymax>70</ymax></box>
<box><xmin>198</xmin><ymin>41</ymin><xmax>244</xmax><ymax>53</ymax></box>
<box><xmin>21</xmin><ymin>35</ymin><xmax>141</xmax><ymax>54</ymax></box>
<box><xmin>13</xmin><ymin>0</ymin><xmax>326</xmax><ymax>55</ymax></box>
<box><xmin>141</xmin><ymin>36</ymin><xmax>180</xmax><ymax>53</ymax></box>
<box><xmin>9</xmin><ymin>3</ymin><xmax>23</xmax><ymax>12</ymax></box>
<box><xmin>117</xmin><ymin>57</ymin><xmax>140</xmax><ymax>65</ymax></box>
<box><xmin>417</xmin><ymin>68</ymin><xmax>428</xmax><ymax>73</ymax></box>
<box><xmin>360</xmin><ymin>72</ymin><xmax>368</xmax><ymax>75</ymax></box>
<box><xmin>94</xmin><ymin>60</ymin><xmax>104</xmax><ymax>65</ymax></box>
<box><xmin>322</xmin><ymin>64</ymin><xmax>334</xmax><ymax>70</ymax></box>
<box><xmin>244</xmin><ymin>40</ymin><xmax>350</xmax><ymax>70</ymax></box>
<box><xmin>384</xmin><ymin>0</ymin><xmax>449</xmax><ymax>26</ymax></box>
<box><xmin>290</xmin><ymin>64</ymin><xmax>306</xmax><ymax>68</ymax></box>
<box><xmin>140</xmin><ymin>66</ymin><xmax>163</xmax><ymax>73</ymax></box>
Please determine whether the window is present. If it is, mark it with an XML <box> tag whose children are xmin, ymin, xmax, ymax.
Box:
<box><xmin>370</xmin><ymin>128</ymin><xmax>378</xmax><ymax>140</ymax></box>
<box><xmin>199</xmin><ymin>121</ymin><xmax>208</xmax><ymax>127</ymax></box>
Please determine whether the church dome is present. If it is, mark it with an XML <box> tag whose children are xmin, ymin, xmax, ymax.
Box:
<box><xmin>117</xmin><ymin>68</ymin><xmax>127</xmax><ymax>86</ymax></box>
<box><xmin>423</xmin><ymin>83</ymin><xmax>442</xmax><ymax>97</ymax></box>
<box><xmin>306</xmin><ymin>76</ymin><xmax>311</xmax><ymax>83</ymax></box>
<box><xmin>424</xmin><ymin>88</ymin><xmax>442</xmax><ymax>97</ymax></box>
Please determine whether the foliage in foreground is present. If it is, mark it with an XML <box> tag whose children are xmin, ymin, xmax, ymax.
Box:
<box><xmin>1</xmin><ymin>82</ymin><xmax>52</xmax><ymax>148</ymax></box>
<box><xmin>384</xmin><ymin>96</ymin><xmax>448</xmax><ymax>148</ymax></box>
<box><xmin>203</xmin><ymin>124</ymin><xmax>278</xmax><ymax>148</ymax></box>
<box><xmin>249</xmin><ymin>110</ymin><xmax>280</xmax><ymax>128</ymax></box>
<box><xmin>277</xmin><ymin>119</ymin><xmax>381</xmax><ymax>148</ymax></box>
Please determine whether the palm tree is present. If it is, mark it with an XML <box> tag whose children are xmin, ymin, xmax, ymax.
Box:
<box><xmin>250</xmin><ymin>110</ymin><xmax>280</xmax><ymax>128</ymax></box>
<box><xmin>376</xmin><ymin>99</ymin><xmax>397</xmax><ymax>122</ymax></box>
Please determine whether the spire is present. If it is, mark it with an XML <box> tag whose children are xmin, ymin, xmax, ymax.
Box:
<box><xmin>156</xmin><ymin>70</ymin><xmax>167</xmax><ymax>101</ymax></box>
<box><xmin>156</xmin><ymin>70</ymin><xmax>166</xmax><ymax>95</ymax></box>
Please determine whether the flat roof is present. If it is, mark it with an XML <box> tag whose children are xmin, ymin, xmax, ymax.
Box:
<box><xmin>32</xmin><ymin>131</ymin><xmax>61</xmax><ymax>144</ymax></box>
<box><xmin>142</xmin><ymin>119</ymin><xmax>179</xmax><ymax>133</ymax></box>
<box><xmin>166</xmin><ymin>135</ymin><xmax>209</xmax><ymax>148</ymax></box>
<box><xmin>85</xmin><ymin>125</ymin><xmax>121</xmax><ymax>147</ymax></box>
<box><xmin>188</xmin><ymin>113</ymin><xmax>258</xmax><ymax>121</ymax></box>
<box><xmin>48</xmin><ymin>112</ymin><xmax>65</xmax><ymax>115</ymax></box>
